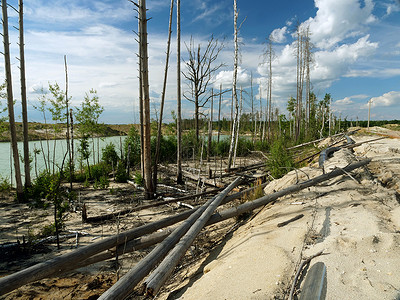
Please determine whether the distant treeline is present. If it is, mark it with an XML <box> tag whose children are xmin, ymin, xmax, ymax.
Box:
<box><xmin>174</xmin><ymin>116</ymin><xmax>400</xmax><ymax>133</ymax></box>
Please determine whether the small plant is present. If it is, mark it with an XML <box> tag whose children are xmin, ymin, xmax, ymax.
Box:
<box><xmin>115</xmin><ymin>161</ymin><xmax>129</xmax><ymax>183</ymax></box>
<box><xmin>102</xmin><ymin>143</ymin><xmax>119</xmax><ymax>166</ymax></box>
<box><xmin>134</xmin><ymin>171</ymin><xmax>144</xmax><ymax>185</ymax></box>
<box><xmin>0</xmin><ymin>176</ymin><xmax>11</xmax><ymax>192</ymax></box>
<box><xmin>267</xmin><ymin>138</ymin><xmax>294</xmax><ymax>179</ymax></box>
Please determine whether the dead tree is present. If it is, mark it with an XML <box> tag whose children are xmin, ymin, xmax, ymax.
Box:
<box><xmin>182</xmin><ymin>35</ymin><xmax>224</xmax><ymax>143</ymax></box>
<box><xmin>217</xmin><ymin>84</ymin><xmax>222</xmax><ymax>143</ymax></box>
<box><xmin>2</xmin><ymin>0</ymin><xmax>23</xmax><ymax>200</ymax></box>
<box><xmin>265</xmin><ymin>37</ymin><xmax>274</xmax><ymax>140</ymax></box>
<box><xmin>64</xmin><ymin>55</ymin><xmax>72</xmax><ymax>191</ymax></box>
<box><xmin>207</xmin><ymin>89</ymin><xmax>213</xmax><ymax>162</ymax></box>
<box><xmin>227</xmin><ymin>0</ymin><xmax>240</xmax><ymax>170</ymax></box>
<box><xmin>137</xmin><ymin>0</ymin><xmax>154</xmax><ymax>198</ymax></box>
<box><xmin>153</xmin><ymin>0</ymin><xmax>174</xmax><ymax>188</ymax></box>
<box><xmin>18</xmin><ymin>0</ymin><xmax>30</xmax><ymax>187</ymax></box>
<box><xmin>176</xmin><ymin>0</ymin><xmax>183</xmax><ymax>184</ymax></box>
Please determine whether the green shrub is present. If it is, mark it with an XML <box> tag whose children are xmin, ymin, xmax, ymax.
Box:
<box><xmin>115</xmin><ymin>161</ymin><xmax>129</xmax><ymax>183</ymax></box>
<box><xmin>151</xmin><ymin>135</ymin><xmax>177</xmax><ymax>163</ymax></box>
<box><xmin>0</xmin><ymin>176</ymin><xmax>11</xmax><ymax>192</ymax></box>
<box><xmin>124</xmin><ymin>126</ymin><xmax>141</xmax><ymax>167</ymax></box>
<box><xmin>26</xmin><ymin>171</ymin><xmax>53</xmax><ymax>208</ymax></box>
<box><xmin>94</xmin><ymin>175</ymin><xmax>109</xmax><ymax>189</ymax></box>
<box><xmin>102</xmin><ymin>143</ymin><xmax>119</xmax><ymax>166</ymax></box>
<box><xmin>133</xmin><ymin>171</ymin><xmax>144</xmax><ymax>185</ymax></box>
<box><xmin>267</xmin><ymin>138</ymin><xmax>294</xmax><ymax>179</ymax></box>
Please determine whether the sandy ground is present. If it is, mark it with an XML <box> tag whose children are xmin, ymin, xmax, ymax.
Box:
<box><xmin>163</xmin><ymin>130</ymin><xmax>400</xmax><ymax>300</ymax></box>
<box><xmin>1</xmin><ymin>127</ymin><xmax>400</xmax><ymax>299</ymax></box>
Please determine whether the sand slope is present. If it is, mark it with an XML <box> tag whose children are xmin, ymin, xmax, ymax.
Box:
<box><xmin>172</xmin><ymin>135</ymin><xmax>400</xmax><ymax>299</ymax></box>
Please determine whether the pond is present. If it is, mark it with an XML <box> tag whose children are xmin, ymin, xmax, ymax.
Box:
<box><xmin>0</xmin><ymin>136</ymin><xmax>127</xmax><ymax>185</ymax></box>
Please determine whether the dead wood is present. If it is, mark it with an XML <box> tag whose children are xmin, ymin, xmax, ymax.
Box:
<box><xmin>144</xmin><ymin>176</ymin><xmax>243</xmax><ymax>297</ymax></box>
<box><xmin>98</xmin><ymin>160</ymin><xmax>369</xmax><ymax>299</ymax></box>
<box><xmin>0</xmin><ymin>180</ymin><xmax>258</xmax><ymax>296</ymax></box>
<box><xmin>84</xmin><ymin>187</ymin><xmax>225</xmax><ymax>223</ymax></box>
<box><xmin>277</xmin><ymin>214</ymin><xmax>304</xmax><ymax>227</ymax></box>
<box><xmin>98</xmin><ymin>177</ymin><xmax>243</xmax><ymax>300</ymax></box>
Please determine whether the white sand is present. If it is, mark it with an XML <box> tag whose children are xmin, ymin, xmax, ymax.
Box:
<box><xmin>168</xmin><ymin>133</ymin><xmax>400</xmax><ymax>300</ymax></box>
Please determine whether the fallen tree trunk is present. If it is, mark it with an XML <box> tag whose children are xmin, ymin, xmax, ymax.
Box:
<box><xmin>0</xmin><ymin>178</ymin><xmax>256</xmax><ymax>296</ymax></box>
<box><xmin>144</xmin><ymin>176</ymin><xmax>242</xmax><ymax>296</ymax></box>
<box><xmin>59</xmin><ymin>160</ymin><xmax>369</xmax><ymax>289</ymax></box>
<box><xmin>59</xmin><ymin>182</ymin><xmax>269</xmax><ymax>273</ymax></box>
<box><xmin>84</xmin><ymin>186</ymin><xmax>225</xmax><ymax>223</ymax></box>
<box><xmin>97</xmin><ymin>159</ymin><xmax>370</xmax><ymax>299</ymax></box>
<box><xmin>98</xmin><ymin>177</ymin><xmax>243</xmax><ymax>300</ymax></box>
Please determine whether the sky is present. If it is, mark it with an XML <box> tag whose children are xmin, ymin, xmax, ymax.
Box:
<box><xmin>0</xmin><ymin>0</ymin><xmax>399</xmax><ymax>124</ymax></box>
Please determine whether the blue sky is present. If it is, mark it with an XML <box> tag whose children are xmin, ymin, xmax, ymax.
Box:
<box><xmin>0</xmin><ymin>0</ymin><xmax>399</xmax><ymax>124</ymax></box>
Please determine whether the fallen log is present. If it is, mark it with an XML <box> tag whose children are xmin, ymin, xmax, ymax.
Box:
<box><xmin>54</xmin><ymin>159</ymin><xmax>370</xmax><ymax>285</ymax></box>
<box><xmin>181</xmin><ymin>169</ymin><xmax>223</xmax><ymax>187</ymax></box>
<box><xmin>0</xmin><ymin>182</ymin><xmax>267</xmax><ymax>296</ymax></box>
<box><xmin>144</xmin><ymin>174</ymin><xmax>241</xmax><ymax>296</ymax></box>
<box><xmin>277</xmin><ymin>214</ymin><xmax>304</xmax><ymax>227</ymax></box>
<box><xmin>97</xmin><ymin>159</ymin><xmax>370</xmax><ymax>299</ymax></box>
<box><xmin>98</xmin><ymin>177</ymin><xmax>243</xmax><ymax>300</ymax></box>
<box><xmin>58</xmin><ymin>182</ymin><xmax>269</xmax><ymax>273</ymax></box>
<box><xmin>84</xmin><ymin>187</ymin><xmax>225</xmax><ymax>223</ymax></box>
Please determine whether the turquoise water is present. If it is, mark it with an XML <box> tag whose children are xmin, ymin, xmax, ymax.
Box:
<box><xmin>0</xmin><ymin>136</ymin><xmax>126</xmax><ymax>185</ymax></box>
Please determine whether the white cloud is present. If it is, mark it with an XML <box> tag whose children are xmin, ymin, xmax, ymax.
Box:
<box><xmin>304</xmin><ymin>0</ymin><xmax>377</xmax><ymax>49</ymax></box>
<box><xmin>369</xmin><ymin>91</ymin><xmax>400</xmax><ymax>108</ymax></box>
<box><xmin>270</xmin><ymin>26</ymin><xmax>287</xmax><ymax>43</ymax></box>
<box><xmin>385</xmin><ymin>1</ymin><xmax>400</xmax><ymax>15</ymax></box>
<box><xmin>335</xmin><ymin>94</ymin><xmax>368</xmax><ymax>105</ymax></box>
<box><xmin>214</xmin><ymin>67</ymin><xmax>251</xmax><ymax>88</ymax></box>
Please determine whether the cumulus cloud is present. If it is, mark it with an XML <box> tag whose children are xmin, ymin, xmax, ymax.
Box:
<box><xmin>304</xmin><ymin>0</ymin><xmax>377</xmax><ymax>49</ymax></box>
<box><xmin>335</xmin><ymin>94</ymin><xmax>368</xmax><ymax>105</ymax></box>
<box><xmin>214</xmin><ymin>67</ymin><xmax>251</xmax><ymax>88</ymax></box>
<box><xmin>369</xmin><ymin>91</ymin><xmax>400</xmax><ymax>108</ymax></box>
<box><xmin>270</xmin><ymin>26</ymin><xmax>288</xmax><ymax>43</ymax></box>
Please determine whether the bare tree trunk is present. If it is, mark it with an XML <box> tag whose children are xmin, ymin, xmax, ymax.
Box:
<box><xmin>70</xmin><ymin>109</ymin><xmax>74</xmax><ymax>170</ymax></box>
<box><xmin>18</xmin><ymin>0</ymin><xmax>30</xmax><ymax>188</ymax></box>
<box><xmin>232</xmin><ymin>87</ymin><xmax>243</xmax><ymax>167</ymax></box>
<box><xmin>153</xmin><ymin>0</ymin><xmax>174</xmax><ymax>188</ymax></box>
<box><xmin>176</xmin><ymin>0</ymin><xmax>183</xmax><ymax>184</ymax></box>
<box><xmin>267</xmin><ymin>39</ymin><xmax>273</xmax><ymax>141</ymax></box>
<box><xmin>227</xmin><ymin>0</ymin><xmax>239</xmax><ymax>170</ymax></box>
<box><xmin>2</xmin><ymin>0</ymin><xmax>23</xmax><ymax>200</ymax></box>
<box><xmin>64</xmin><ymin>55</ymin><xmax>72</xmax><ymax>191</ymax></box>
<box><xmin>207</xmin><ymin>89</ymin><xmax>213</xmax><ymax>162</ymax></box>
<box><xmin>217</xmin><ymin>84</ymin><xmax>222</xmax><ymax>143</ymax></box>
<box><xmin>250</xmin><ymin>73</ymin><xmax>255</xmax><ymax>143</ymax></box>
<box><xmin>138</xmin><ymin>0</ymin><xmax>154</xmax><ymax>198</ymax></box>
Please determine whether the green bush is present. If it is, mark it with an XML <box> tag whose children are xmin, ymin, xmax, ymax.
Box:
<box><xmin>151</xmin><ymin>135</ymin><xmax>177</xmax><ymax>163</ymax></box>
<box><xmin>102</xmin><ymin>143</ymin><xmax>119</xmax><ymax>167</ymax></box>
<box><xmin>115</xmin><ymin>161</ymin><xmax>129</xmax><ymax>183</ymax></box>
<box><xmin>26</xmin><ymin>171</ymin><xmax>53</xmax><ymax>208</ymax></box>
<box><xmin>267</xmin><ymin>138</ymin><xmax>294</xmax><ymax>179</ymax></box>
<box><xmin>94</xmin><ymin>175</ymin><xmax>109</xmax><ymax>189</ymax></box>
<box><xmin>124</xmin><ymin>126</ymin><xmax>141</xmax><ymax>167</ymax></box>
<box><xmin>0</xmin><ymin>176</ymin><xmax>11</xmax><ymax>192</ymax></box>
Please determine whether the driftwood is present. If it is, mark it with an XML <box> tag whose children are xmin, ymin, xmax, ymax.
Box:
<box><xmin>98</xmin><ymin>177</ymin><xmax>243</xmax><ymax>300</ymax></box>
<box><xmin>84</xmin><ymin>187</ymin><xmax>225</xmax><ymax>223</ymax></box>
<box><xmin>277</xmin><ymin>214</ymin><xmax>304</xmax><ymax>227</ymax></box>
